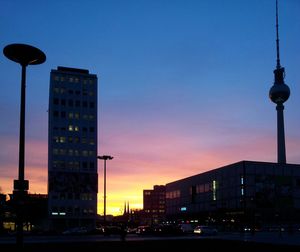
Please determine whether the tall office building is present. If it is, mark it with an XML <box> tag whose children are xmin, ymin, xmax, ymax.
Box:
<box><xmin>48</xmin><ymin>66</ymin><xmax>98</xmax><ymax>231</ymax></box>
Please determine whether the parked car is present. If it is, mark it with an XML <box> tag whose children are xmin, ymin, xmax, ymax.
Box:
<box><xmin>136</xmin><ymin>225</ymin><xmax>152</xmax><ymax>235</ymax></box>
<box><xmin>193</xmin><ymin>225</ymin><xmax>217</xmax><ymax>235</ymax></box>
<box><xmin>62</xmin><ymin>226</ymin><xmax>88</xmax><ymax>235</ymax></box>
<box><xmin>178</xmin><ymin>223</ymin><xmax>195</xmax><ymax>234</ymax></box>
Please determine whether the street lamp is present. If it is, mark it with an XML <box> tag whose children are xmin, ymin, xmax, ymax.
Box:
<box><xmin>97</xmin><ymin>155</ymin><xmax>113</xmax><ymax>225</ymax></box>
<box><xmin>3</xmin><ymin>43</ymin><xmax>46</xmax><ymax>247</ymax></box>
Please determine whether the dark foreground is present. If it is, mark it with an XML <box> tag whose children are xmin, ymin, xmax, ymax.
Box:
<box><xmin>1</xmin><ymin>239</ymin><xmax>300</xmax><ymax>252</ymax></box>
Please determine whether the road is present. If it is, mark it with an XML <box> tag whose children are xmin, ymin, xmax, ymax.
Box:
<box><xmin>1</xmin><ymin>232</ymin><xmax>300</xmax><ymax>251</ymax></box>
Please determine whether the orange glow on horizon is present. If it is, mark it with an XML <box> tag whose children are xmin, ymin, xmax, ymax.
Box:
<box><xmin>1</xmin><ymin>129</ymin><xmax>300</xmax><ymax>216</ymax></box>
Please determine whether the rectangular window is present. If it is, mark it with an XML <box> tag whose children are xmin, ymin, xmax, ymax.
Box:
<box><xmin>53</xmin><ymin>111</ymin><xmax>59</xmax><ymax>117</ymax></box>
<box><xmin>53</xmin><ymin>98</ymin><xmax>59</xmax><ymax>105</ymax></box>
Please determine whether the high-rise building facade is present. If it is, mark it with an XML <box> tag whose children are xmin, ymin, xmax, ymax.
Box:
<box><xmin>48</xmin><ymin>66</ymin><xmax>98</xmax><ymax>231</ymax></box>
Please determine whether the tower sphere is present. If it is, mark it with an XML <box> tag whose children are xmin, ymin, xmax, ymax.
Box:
<box><xmin>269</xmin><ymin>82</ymin><xmax>290</xmax><ymax>104</ymax></box>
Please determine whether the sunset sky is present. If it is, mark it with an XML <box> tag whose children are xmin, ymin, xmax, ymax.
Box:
<box><xmin>1</xmin><ymin>0</ymin><xmax>300</xmax><ymax>216</ymax></box>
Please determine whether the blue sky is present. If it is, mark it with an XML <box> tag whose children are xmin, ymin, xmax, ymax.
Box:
<box><xmin>1</xmin><ymin>0</ymin><xmax>300</xmax><ymax>215</ymax></box>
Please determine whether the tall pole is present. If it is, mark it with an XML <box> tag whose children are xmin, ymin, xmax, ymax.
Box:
<box><xmin>3</xmin><ymin>44</ymin><xmax>46</xmax><ymax>248</ymax></box>
<box><xmin>103</xmin><ymin>158</ymin><xmax>107</xmax><ymax>224</ymax></box>
<box><xmin>15</xmin><ymin>64</ymin><xmax>27</xmax><ymax>247</ymax></box>
<box><xmin>19</xmin><ymin>64</ymin><xmax>26</xmax><ymax>182</ymax></box>
<box><xmin>97</xmin><ymin>155</ymin><xmax>113</xmax><ymax>226</ymax></box>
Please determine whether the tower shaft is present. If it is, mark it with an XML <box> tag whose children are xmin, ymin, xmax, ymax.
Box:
<box><xmin>276</xmin><ymin>103</ymin><xmax>286</xmax><ymax>163</ymax></box>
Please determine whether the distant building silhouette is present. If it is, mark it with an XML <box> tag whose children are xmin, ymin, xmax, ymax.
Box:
<box><xmin>1</xmin><ymin>193</ymin><xmax>47</xmax><ymax>233</ymax></box>
<box><xmin>48</xmin><ymin>66</ymin><xmax>98</xmax><ymax>231</ymax></box>
<box><xmin>143</xmin><ymin>185</ymin><xmax>166</xmax><ymax>225</ymax></box>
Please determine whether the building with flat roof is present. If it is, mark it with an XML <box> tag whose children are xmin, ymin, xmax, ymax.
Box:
<box><xmin>143</xmin><ymin>185</ymin><xmax>166</xmax><ymax>225</ymax></box>
<box><xmin>166</xmin><ymin>161</ymin><xmax>300</xmax><ymax>229</ymax></box>
<box><xmin>48</xmin><ymin>66</ymin><xmax>98</xmax><ymax>231</ymax></box>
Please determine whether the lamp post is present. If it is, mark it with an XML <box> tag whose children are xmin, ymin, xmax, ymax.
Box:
<box><xmin>3</xmin><ymin>43</ymin><xmax>46</xmax><ymax>248</ymax></box>
<box><xmin>97</xmin><ymin>155</ymin><xmax>113</xmax><ymax>225</ymax></box>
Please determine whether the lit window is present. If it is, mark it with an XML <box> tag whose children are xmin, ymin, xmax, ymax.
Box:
<box><xmin>68</xmin><ymin>125</ymin><xmax>73</xmax><ymax>131</ymax></box>
<box><xmin>60</xmin><ymin>137</ymin><xmax>66</xmax><ymax>143</ymax></box>
<box><xmin>74</xmin><ymin>126</ymin><xmax>79</xmax><ymax>131</ymax></box>
<box><xmin>212</xmin><ymin>180</ymin><xmax>217</xmax><ymax>201</ymax></box>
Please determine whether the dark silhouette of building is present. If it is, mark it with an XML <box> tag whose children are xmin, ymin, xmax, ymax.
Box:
<box><xmin>166</xmin><ymin>161</ymin><xmax>300</xmax><ymax>229</ymax></box>
<box><xmin>48</xmin><ymin>66</ymin><xmax>98</xmax><ymax>232</ymax></box>
<box><xmin>143</xmin><ymin>185</ymin><xmax>166</xmax><ymax>225</ymax></box>
<box><xmin>0</xmin><ymin>193</ymin><xmax>47</xmax><ymax>233</ymax></box>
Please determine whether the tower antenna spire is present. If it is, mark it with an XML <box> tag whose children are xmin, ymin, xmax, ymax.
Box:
<box><xmin>276</xmin><ymin>0</ymin><xmax>281</xmax><ymax>68</ymax></box>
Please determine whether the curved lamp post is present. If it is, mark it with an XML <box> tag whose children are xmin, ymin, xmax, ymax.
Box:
<box><xmin>3</xmin><ymin>43</ymin><xmax>46</xmax><ymax>247</ymax></box>
<box><xmin>97</xmin><ymin>155</ymin><xmax>113</xmax><ymax>225</ymax></box>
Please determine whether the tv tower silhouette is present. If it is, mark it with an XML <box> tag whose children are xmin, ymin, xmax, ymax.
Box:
<box><xmin>269</xmin><ymin>0</ymin><xmax>290</xmax><ymax>164</ymax></box>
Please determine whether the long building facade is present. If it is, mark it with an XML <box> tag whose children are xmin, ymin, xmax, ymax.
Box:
<box><xmin>48</xmin><ymin>66</ymin><xmax>98</xmax><ymax>231</ymax></box>
<box><xmin>166</xmin><ymin>161</ymin><xmax>300</xmax><ymax>229</ymax></box>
